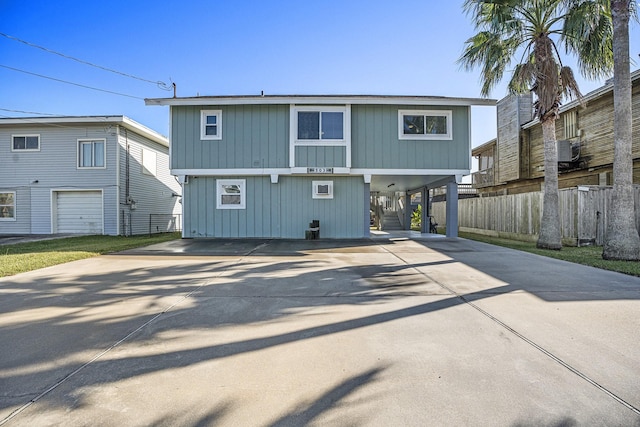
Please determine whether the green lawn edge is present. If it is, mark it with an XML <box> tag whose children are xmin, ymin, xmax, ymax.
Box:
<box><xmin>459</xmin><ymin>231</ymin><xmax>640</xmax><ymax>277</ymax></box>
<box><xmin>0</xmin><ymin>233</ymin><xmax>180</xmax><ymax>278</ymax></box>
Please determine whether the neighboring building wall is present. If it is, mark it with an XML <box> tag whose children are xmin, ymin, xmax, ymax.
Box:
<box><xmin>476</xmin><ymin>74</ymin><xmax>639</xmax><ymax>196</ymax></box>
<box><xmin>0</xmin><ymin>124</ymin><xmax>119</xmax><ymax>234</ymax></box>
<box><xmin>182</xmin><ymin>175</ymin><xmax>366</xmax><ymax>239</ymax></box>
<box><xmin>117</xmin><ymin>128</ymin><xmax>180</xmax><ymax>235</ymax></box>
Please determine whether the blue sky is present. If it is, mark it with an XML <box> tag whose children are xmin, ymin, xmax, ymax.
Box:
<box><xmin>1</xmin><ymin>0</ymin><xmax>639</xmax><ymax>149</ymax></box>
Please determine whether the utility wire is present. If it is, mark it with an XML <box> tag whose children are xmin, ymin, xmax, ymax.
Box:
<box><xmin>0</xmin><ymin>107</ymin><xmax>60</xmax><ymax>116</ymax></box>
<box><xmin>0</xmin><ymin>31</ymin><xmax>172</xmax><ymax>90</ymax></box>
<box><xmin>0</xmin><ymin>64</ymin><xmax>144</xmax><ymax>100</ymax></box>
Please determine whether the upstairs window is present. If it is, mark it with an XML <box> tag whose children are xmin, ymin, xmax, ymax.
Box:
<box><xmin>12</xmin><ymin>135</ymin><xmax>40</xmax><ymax>151</ymax></box>
<box><xmin>292</xmin><ymin>106</ymin><xmax>348</xmax><ymax>144</ymax></box>
<box><xmin>399</xmin><ymin>110</ymin><xmax>452</xmax><ymax>140</ymax></box>
<box><xmin>0</xmin><ymin>192</ymin><xmax>16</xmax><ymax>220</ymax></box>
<box><xmin>201</xmin><ymin>110</ymin><xmax>222</xmax><ymax>140</ymax></box>
<box><xmin>78</xmin><ymin>139</ymin><xmax>105</xmax><ymax>168</ymax></box>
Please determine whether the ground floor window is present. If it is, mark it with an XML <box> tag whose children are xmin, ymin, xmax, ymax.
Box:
<box><xmin>0</xmin><ymin>192</ymin><xmax>16</xmax><ymax>220</ymax></box>
<box><xmin>216</xmin><ymin>179</ymin><xmax>246</xmax><ymax>209</ymax></box>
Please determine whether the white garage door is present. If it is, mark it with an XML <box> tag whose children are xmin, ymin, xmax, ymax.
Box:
<box><xmin>55</xmin><ymin>191</ymin><xmax>103</xmax><ymax>234</ymax></box>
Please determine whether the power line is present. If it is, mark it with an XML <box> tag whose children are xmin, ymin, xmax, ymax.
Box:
<box><xmin>0</xmin><ymin>107</ymin><xmax>60</xmax><ymax>116</ymax></box>
<box><xmin>0</xmin><ymin>31</ymin><xmax>172</xmax><ymax>91</ymax></box>
<box><xmin>0</xmin><ymin>64</ymin><xmax>144</xmax><ymax>100</ymax></box>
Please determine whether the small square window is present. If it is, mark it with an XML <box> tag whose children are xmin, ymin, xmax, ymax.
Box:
<box><xmin>201</xmin><ymin>110</ymin><xmax>222</xmax><ymax>140</ymax></box>
<box><xmin>0</xmin><ymin>192</ymin><xmax>16</xmax><ymax>220</ymax></box>
<box><xmin>12</xmin><ymin>135</ymin><xmax>40</xmax><ymax>151</ymax></box>
<box><xmin>312</xmin><ymin>181</ymin><xmax>334</xmax><ymax>199</ymax></box>
<box><xmin>398</xmin><ymin>110</ymin><xmax>452</xmax><ymax>140</ymax></box>
<box><xmin>78</xmin><ymin>139</ymin><xmax>106</xmax><ymax>168</ymax></box>
<box><xmin>217</xmin><ymin>179</ymin><xmax>245</xmax><ymax>209</ymax></box>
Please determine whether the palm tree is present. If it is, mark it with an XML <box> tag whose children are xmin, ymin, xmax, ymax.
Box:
<box><xmin>602</xmin><ymin>0</ymin><xmax>640</xmax><ymax>260</ymax></box>
<box><xmin>459</xmin><ymin>0</ymin><xmax>613</xmax><ymax>250</ymax></box>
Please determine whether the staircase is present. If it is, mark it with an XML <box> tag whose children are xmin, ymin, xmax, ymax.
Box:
<box><xmin>381</xmin><ymin>211</ymin><xmax>403</xmax><ymax>231</ymax></box>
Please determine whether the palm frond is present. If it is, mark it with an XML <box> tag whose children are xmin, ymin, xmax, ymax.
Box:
<box><xmin>562</xmin><ymin>0</ymin><xmax>613</xmax><ymax>78</ymax></box>
<box><xmin>559</xmin><ymin>66</ymin><xmax>583</xmax><ymax>102</ymax></box>
<box><xmin>458</xmin><ymin>31</ymin><xmax>521</xmax><ymax>97</ymax></box>
<box><xmin>508</xmin><ymin>62</ymin><xmax>536</xmax><ymax>94</ymax></box>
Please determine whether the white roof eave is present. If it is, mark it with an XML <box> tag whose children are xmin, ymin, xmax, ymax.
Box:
<box><xmin>145</xmin><ymin>95</ymin><xmax>496</xmax><ymax>107</ymax></box>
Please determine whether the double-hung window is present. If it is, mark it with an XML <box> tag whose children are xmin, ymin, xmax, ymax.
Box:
<box><xmin>398</xmin><ymin>110</ymin><xmax>452</xmax><ymax>140</ymax></box>
<box><xmin>0</xmin><ymin>192</ymin><xmax>16</xmax><ymax>220</ymax></box>
<box><xmin>201</xmin><ymin>110</ymin><xmax>222</xmax><ymax>140</ymax></box>
<box><xmin>12</xmin><ymin>135</ymin><xmax>40</xmax><ymax>151</ymax></box>
<box><xmin>78</xmin><ymin>139</ymin><xmax>106</xmax><ymax>168</ymax></box>
<box><xmin>216</xmin><ymin>179</ymin><xmax>245</xmax><ymax>209</ymax></box>
<box><xmin>293</xmin><ymin>106</ymin><xmax>348</xmax><ymax>144</ymax></box>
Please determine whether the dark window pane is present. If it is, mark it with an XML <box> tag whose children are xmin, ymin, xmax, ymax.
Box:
<box><xmin>298</xmin><ymin>112</ymin><xmax>319</xmax><ymax>139</ymax></box>
<box><xmin>13</xmin><ymin>137</ymin><xmax>26</xmax><ymax>149</ymax></box>
<box><xmin>26</xmin><ymin>136</ymin><xmax>39</xmax><ymax>149</ymax></box>
<box><xmin>206</xmin><ymin>115</ymin><xmax>217</xmax><ymax>125</ymax></box>
<box><xmin>205</xmin><ymin>125</ymin><xmax>217</xmax><ymax>136</ymax></box>
<box><xmin>94</xmin><ymin>142</ymin><xmax>105</xmax><ymax>167</ymax></box>
<box><xmin>221</xmin><ymin>195</ymin><xmax>241</xmax><ymax>205</ymax></box>
<box><xmin>425</xmin><ymin>116</ymin><xmax>447</xmax><ymax>134</ymax></box>
<box><xmin>321</xmin><ymin>112</ymin><xmax>343</xmax><ymax>139</ymax></box>
<box><xmin>403</xmin><ymin>115</ymin><xmax>424</xmax><ymax>134</ymax></box>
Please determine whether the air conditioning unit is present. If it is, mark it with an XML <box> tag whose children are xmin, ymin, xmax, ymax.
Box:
<box><xmin>557</xmin><ymin>140</ymin><xmax>573</xmax><ymax>162</ymax></box>
<box><xmin>312</xmin><ymin>181</ymin><xmax>333</xmax><ymax>199</ymax></box>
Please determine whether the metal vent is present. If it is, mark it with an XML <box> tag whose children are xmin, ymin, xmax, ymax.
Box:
<box><xmin>557</xmin><ymin>140</ymin><xmax>572</xmax><ymax>162</ymax></box>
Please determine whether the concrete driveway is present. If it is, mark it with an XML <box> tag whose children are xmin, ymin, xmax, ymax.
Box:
<box><xmin>0</xmin><ymin>236</ymin><xmax>639</xmax><ymax>426</ymax></box>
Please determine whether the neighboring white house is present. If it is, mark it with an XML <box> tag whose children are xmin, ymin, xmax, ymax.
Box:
<box><xmin>0</xmin><ymin>116</ymin><xmax>181</xmax><ymax>236</ymax></box>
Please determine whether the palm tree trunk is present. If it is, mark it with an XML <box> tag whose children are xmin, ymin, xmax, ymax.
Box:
<box><xmin>537</xmin><ymin>118</ymin><xmax>562</xmax><ymax>250</ymax></box>
<box><xmin>602</xmin><ymin>0</ymin><xmax>640</xmax><ymax>260</ymax></box>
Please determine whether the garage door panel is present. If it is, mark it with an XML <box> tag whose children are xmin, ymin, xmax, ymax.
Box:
<box><xmin>55</xmin><ymin>191</ymin><xmax>103</xmax><ymax>234</ymax></box>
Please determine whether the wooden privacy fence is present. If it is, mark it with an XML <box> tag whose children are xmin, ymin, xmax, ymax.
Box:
<box><xmin>431</xmin><ymin>185</ymin><xmax>640</xmax><ymax>246</ymax></box>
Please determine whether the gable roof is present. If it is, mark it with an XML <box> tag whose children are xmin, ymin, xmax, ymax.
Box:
<box><xmin>0</xmin><ymin>115</ymin><xmax>168</xmax><ymax>147</ymax></box>
<box><xmin>145</xmin><ymin>94</ymin><xmax>496</xmax><ymax>107</ymax></box>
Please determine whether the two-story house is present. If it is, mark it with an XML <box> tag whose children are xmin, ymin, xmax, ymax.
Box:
<box><xmin>146</xmin><ymin>95</ymin><xmax>494</xmax><ymax>239</ymax></box>
<box><xmin>0</xmin><ymin>116</ymin><xmax>181</xmax><ymax>236</ymax></box>
<box><xmin>473</xmin><ymin>69</ymin><xmax>640</xmax><ymax>195</ymax></box>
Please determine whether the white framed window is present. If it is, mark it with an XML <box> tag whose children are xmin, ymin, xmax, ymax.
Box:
<box><xmin>12</xmin><ymin>134</ymin><xmax>40</xmax><ymax>151</ymax></box>
<box><xmin>292</xmin><ymin>106</ymin><xmax>349</xmax><ymax>145</ymax></box>
<box><xmin>141</xmin><ymin>148</ymin><xmax>157</xmax><ymax>176</ymax></box>
<box><xmin>78</xmin><ymin>139</ymin><xmax>106</xmax><ymax>168</ymax></box>
<box><xmin>0</xmin><ymin>191</ymin><xmax>16</xmax><ymax>220</ymax></box>
<box><xmin>216</xmin><ymin>179</ymin><xmax>245</xmax><ymax>209</ymax></box>
<box><xmin>398</xmin><ymin>110</ymin><xmax>452</xmax><ymax>140</ymax></box>
<box><xmin>312</xmin><ymin>181</ymin><xmax>334</xmax><ymax>199</ymax></box>
<box><xmin>201</xmin><ymin>110</ymin><xmax>222</xmax><ymax>140</ymax></box>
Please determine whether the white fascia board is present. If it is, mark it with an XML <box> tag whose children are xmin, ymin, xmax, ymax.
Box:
<box><xmin>172</xmin><ymin>167</ymin><xmax>470</xmax><ymax>176</ymax></box>
<box><xmin>172</xmin><ymin>168</ymin><xmax>292</xmax><ymax>176</ymax></box>
<box><xmin>350</xmin><ymin>168</ymin><xmax>470</xmax><ymax>176</ymax></box>
<box><xmin>146</xmin><ymin>95</ymin><xmax>496</xmax><ymax>107</ymax></box>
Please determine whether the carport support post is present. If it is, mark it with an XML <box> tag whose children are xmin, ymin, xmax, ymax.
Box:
<box><xmin>421</xmin><ymin>187</ymin><xmax>428</xmax><ymax>233</ymax></box>
<box><xmin>445</xmin><ymin>181</ymin><xmax>458</xmax><ymax>238</ymax></box>
<box><xmin>404</xmin><ymin>191</ymin><xmax>412</xmax><ymax>230</ymax></box>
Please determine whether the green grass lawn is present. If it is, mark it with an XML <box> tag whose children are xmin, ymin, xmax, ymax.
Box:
<box><xmin>0</xmin><ymin>233</ymin><xmax>180</xmax><ymax>278</ymax></box>
<box><xmin>459</xmin><ymin>232</ymin><xmax>640</xmax><ymax>277</ymax></box>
